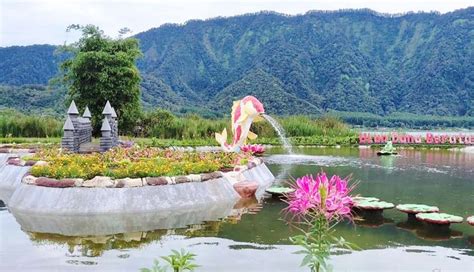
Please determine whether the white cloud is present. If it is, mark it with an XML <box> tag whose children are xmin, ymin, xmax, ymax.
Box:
<box><xmin>0</xmin><ymin>0</ymin><xmax>472</xmax><ymax>46</ymax></box>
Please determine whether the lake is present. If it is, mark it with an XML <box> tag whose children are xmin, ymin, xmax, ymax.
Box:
<box><xmin>1</xmin><ymin>147</ymin><xmax>473</xmax><ymax>271</ymax></box>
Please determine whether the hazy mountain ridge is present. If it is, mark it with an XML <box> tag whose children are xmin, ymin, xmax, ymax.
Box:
<box><xmin>0</xmin><ymin>8</ymin><xmax>472</xmax><ymax>116</ymax></box>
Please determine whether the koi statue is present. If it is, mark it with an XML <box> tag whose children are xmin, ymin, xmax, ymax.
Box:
<box><xmin>215</xmin><ymin>96</ymin><xmax>265</xmax><ymax>152</ymax></box>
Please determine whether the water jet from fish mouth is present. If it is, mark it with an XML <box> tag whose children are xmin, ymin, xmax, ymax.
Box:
<box><xmin>262</xmin><ymin>114</ymin><xmax>293</xmax><ymax>154</ymax></box>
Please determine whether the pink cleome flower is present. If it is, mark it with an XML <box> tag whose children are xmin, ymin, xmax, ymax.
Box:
<box><xmin>286</xmin><ymin>171</ymin><xmax>354</xmax><ymax>221</ymax></box>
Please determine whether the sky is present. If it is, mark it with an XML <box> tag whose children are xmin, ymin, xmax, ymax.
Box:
<box><xmin>1</xmin><ymin>0</ymin><xmax>472</xmax><ymax>47</ymax></box>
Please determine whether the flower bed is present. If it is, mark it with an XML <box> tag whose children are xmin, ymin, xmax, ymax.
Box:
<box><xmin>20</xmin><ymin>147</ymin><xmax>264</xmax><ymax>188</ymax></box>
<box><xmin>28</xmin><ymin>147</ymin><xmax>250</xmax><ymax>180</ymax></box>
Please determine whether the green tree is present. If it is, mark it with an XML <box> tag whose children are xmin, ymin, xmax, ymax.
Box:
<box><xmin>58</xmin><ymin>24</ymin><xmax>142</xmax><ymax>134</ymax></box>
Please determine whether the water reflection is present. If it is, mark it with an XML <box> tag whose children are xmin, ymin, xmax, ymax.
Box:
<box><xmin>379</xmin><ymin>155</ymin><xmax>396</xmax><ymax>174</ymax></box>
<box><xmin>12</xmin><ymin>200</ymin><xmax>236</xmax><ymax>236</ymax></box>
<box><xmin>354</xmin><ymin>213</ymin><xmax>395</xmax><ymax>228</ymax></box>
<box><xmin>26</xmin><ymin>223</ymin><xmax>224</xmax><ymax>257</ymax></box>
<box><xmin>415</xmin><ymin>228</ymin><xmax>464</xmax><ymax>242</ymax></box>
<box><xmin>396</xmin><ymin>217</ymin><xmax>424</xmax><ymax>232</ymax></box>
<box><xmin>16</xmin><ymin>196</ymin><xmax>267</xmax><ymax>258</ymax></box>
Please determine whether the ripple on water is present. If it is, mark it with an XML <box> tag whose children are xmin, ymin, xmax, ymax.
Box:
<box><xmin>265</xmin><ymin>154</ymin><xmax>351</xmax><ymax>166</ymax></box>
<box><xmin>266</xmin><ymin>153</ymin><xmax>471</xmax><ymax>179</ymax></box>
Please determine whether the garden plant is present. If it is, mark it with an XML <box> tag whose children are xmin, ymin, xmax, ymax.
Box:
<box><xmin>284</xmin><ymin>171</ymin><xmax>358</xmax><ymax>272</ymax></box>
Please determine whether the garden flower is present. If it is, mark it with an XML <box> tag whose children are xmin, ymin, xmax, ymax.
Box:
<box><xmin>283</xmin><ymin>171</ymin><xmax>357</xmax><ymax>272</ymax></box>
<box><xmin>240</xmin><ymin>144</ymin><xmax>265</xmax><ymax>155</ymax></box>
<box><xmin>286</xmin><ymin>171</ymin><xmax>353</xmax><ymax>221</ymax></box>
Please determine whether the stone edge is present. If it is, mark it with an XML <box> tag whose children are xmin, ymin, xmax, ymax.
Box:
<box><xmin>21</xmin><ymin>157</ymin><xmax>264</xmax><ymax>188</ymax></box>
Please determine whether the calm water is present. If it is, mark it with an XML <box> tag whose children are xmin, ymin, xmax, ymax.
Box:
<box><xmin>1</xmin><ymin>147</ymin><xmax>473</xmax><ymax>271</ymax></box>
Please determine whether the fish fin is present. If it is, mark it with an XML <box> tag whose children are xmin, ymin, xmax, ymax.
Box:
<box><xmin>247</xmin><ymin>131</ymin><xmax>258</xmax><ymax>140</ymax></box>
<box><xmin>215</xmin><ymin>128</ymin><xmax>228</xmax><ymax>146</ymax></box>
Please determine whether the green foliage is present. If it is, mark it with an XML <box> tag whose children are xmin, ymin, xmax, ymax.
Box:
<box><xmin>0</xmin><ymin>137</ymin><xmax>60</xmax><ymax>145</ymax></box>
<box><xmin>58</xmin><ymin>24</ymin><xmax>143</xmax><ymax>134</ymax></box>
<box><xmin>141</xmin><ymin>249</ymin><xmax>199</xmax><ymax>272</ymax></box>
<box><xmin>0</xmin><ymin>9</ymin><xmax>472</xmax><ymax>117</ymax></box>
<box><xmin>331</xmin><ymin>111</ymin><xmax>474</xmax><ymax>128</ymax></box>
<box><xmin>138</xmin><ymin>109</ymin><xmax>228</xmax><ymax>139</ymax></box>
<box><xmin>290</xmin><ymin>214</ymin><xmax>357</xmax><ymax>272</ymax></box>
<box><xmin>135</xmin><ymin>8</ymin><xmax>473</xmax><ymax>117</ymax></box>
<box><xmin>0</xmin><ymin>110</ymin><xmax>62</xmax><ymax>137</ymax></box>
<box><xmin>0</xmin><ymin>85</ymin><xmax>66</xmax><ymax>114</ymax></box>
<box><xmin>137</xmin><ymin>111</ymin><xmax>354</xmax><ymax>140</ymax></box>
<box><xmin>140</xmin><ymin>259</ymin><xmax>167</xmax><ymax>272</ymax></box>
<box><xmin>0</xmin><ymin>45</ymin><xmax>58</xmax><ymax>85</ymax></box>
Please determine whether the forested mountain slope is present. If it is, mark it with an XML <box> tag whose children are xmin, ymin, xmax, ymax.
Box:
<box><xmin>1</xmin><ymin>8</ymin><xmax>472</xmax><ymax>116</ymax></box>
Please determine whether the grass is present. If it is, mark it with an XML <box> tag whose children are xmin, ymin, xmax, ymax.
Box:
<box><xmin>0</xmin><ymin>110</ymin><xmax>62</xmax><ymax>138</ymax></box>
<box><xmin>0</xmin><ymin>137</ymin><xmax>61</xmax><ymax>144</ymax></box>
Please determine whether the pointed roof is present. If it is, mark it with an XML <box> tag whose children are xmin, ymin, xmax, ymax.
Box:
<box><xmin>101</xmin><ymin>118</ymin><xmax>111</xmax><ymax>131</ymax></box>
<box><xmin>63</xmin><ymin>116</ymin><xmax>75</xmax><ymax>131</ymax></box>
<box><xmin>82</xmin><ymin>106</ymin><xmax>91</xmax><ymax>118</ymax></box>
<box><xmin>67</xmin><ymin>100</ymin><xmax>79</xmax><ymax>115</ymax></box>
<box><xmin>111</xmin><ymin>107</ymin><xmax>117</xmax><ymax>118</ymax></box>
<box><xmin>102</xmin><ymin>101</ymin><xmax>113</xmax><ymax>115</ymax></box>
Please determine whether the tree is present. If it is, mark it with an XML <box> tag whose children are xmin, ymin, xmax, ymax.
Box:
<box><xmin>58</xmin><ymin>24</ymin><xmax>142</xmax><ymax>134</ymax></box>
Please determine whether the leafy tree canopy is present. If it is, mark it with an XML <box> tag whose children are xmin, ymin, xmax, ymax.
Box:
<box><xmin>58</xmin><ymin>24</ymin><xmax>143</xmax><ymax>133</ymax></box>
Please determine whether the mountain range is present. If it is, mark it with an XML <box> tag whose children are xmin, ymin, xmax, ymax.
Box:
<box><xmin>0</xmin><ymin>8</ymin><xmax>473</xmax><ymax>117</ymax></box>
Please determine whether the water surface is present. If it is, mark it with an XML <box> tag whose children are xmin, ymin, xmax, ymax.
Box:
<box><xmin>1</xmin><ymin>147</ymin><xmax>473</xmax><ymax>271</ymax></box>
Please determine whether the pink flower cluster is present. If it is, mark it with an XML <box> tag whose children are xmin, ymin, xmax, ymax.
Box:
<box><xmin>240</xmin><ymin>144</ymin><xmax>265</xmax><ymax>155</ymax></box>
<box><xmin>287</xmin><ymin>172</ymin><xmax>353</xmax><ymax>220</ymax></box>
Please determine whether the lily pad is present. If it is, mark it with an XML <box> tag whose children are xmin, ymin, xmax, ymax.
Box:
<box><xmin>396</xmin><ymin>204</ymin><xmax>439</xmax><ymax>214</ymax></box>
<box><xmin>353</xmin><ymin>196</ymin><xmax>380</xmax><ymax>203</ymax></box>
<box><xmin>416</xmin><ymin>213</ymin><xmax>463</xmax><ymax>225</ymax></box>
<box><xmin>353</xmin><ymin>200</ymin><xmax>394</xmax><ymax>210</ymax></box>
<box><xmin>265</xmin><ymin>187</ymin><xmax>295</xmax><ymax>195</ymax></box>
<box><xmin>467</xmin><ymin>216</ymin><xmax>474</xmax><ymax>226</ymax></box>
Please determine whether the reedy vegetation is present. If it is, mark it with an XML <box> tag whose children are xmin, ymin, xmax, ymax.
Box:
<box><xmin>0</xmin><ymin>109</ymin><xmax>357</xmax><ymax>146</ymax></box>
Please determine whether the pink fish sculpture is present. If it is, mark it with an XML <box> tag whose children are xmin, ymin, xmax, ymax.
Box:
<box><xmin>215</xmin><ymin>96</ymin><xmax>265</xmax><ymax>152</ymax></box>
